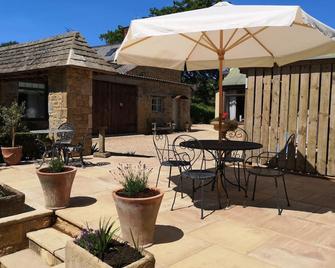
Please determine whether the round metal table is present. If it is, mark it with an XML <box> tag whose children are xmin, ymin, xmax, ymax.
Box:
<box><xmin>180</xmin><ymin>139</ymin><xmax>262</xmax><ymax>206</ymax></box>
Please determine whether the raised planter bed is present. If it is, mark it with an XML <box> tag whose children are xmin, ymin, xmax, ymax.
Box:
<box><xmin>0</xmin><ymin>184</ymin><xmax>25</xmax><ymax>218</ymax></box>
<box><xmin>65</xmin><ymin>240</ymin><xmax>155</xmax><ymax>268</ymax></box>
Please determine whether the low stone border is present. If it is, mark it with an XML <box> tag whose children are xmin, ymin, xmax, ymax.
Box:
<box><xmin>0</xmin><ymin>208</ymin><xmax>53</xmax><ymax>256</ymax></box>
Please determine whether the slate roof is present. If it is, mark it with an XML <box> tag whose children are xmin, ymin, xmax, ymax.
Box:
<box><xmin>94</xmin><ymin>44</ymin><xmax>137</xmax><ymax>74</ymax></box>
<box><xmin>223</xmin><ymin>68</ymin><xmax>246</xmax><ymax>86</ymax></box>
<box><xmin>0</xmin><ymin>32</ymin><xmax>115</xmax><ymax>74</ymax></box>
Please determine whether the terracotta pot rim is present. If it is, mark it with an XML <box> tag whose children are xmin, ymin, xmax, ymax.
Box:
<box><xmin>1</xmin><ymin>146</ymin><xmax>22</xmax><ymax>149</ymax></box>
<box><xmin>113</xmin><ymin>187</ymin><xmax>164</xmax><ymax>202</ymax></box>
<box><xmin>37</xmin><ymin>166</ymin><xmax>77</xmax><ymax>176</ymax></box>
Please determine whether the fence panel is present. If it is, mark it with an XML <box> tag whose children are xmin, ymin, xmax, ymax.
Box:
<box><xmin>245</xmin><ymin>60</ymin><xmax>335</xmax><ymax>177</ymax></box>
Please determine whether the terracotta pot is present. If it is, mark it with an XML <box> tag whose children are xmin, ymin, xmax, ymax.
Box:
<box><xmin>1</xmin><ymin>146</ymin><xmax>22</xmax><ymax>165</ymax></box>
<box><xmin>36</xmin><ymin>166</ymin><xmax>76</xmax><ymax>210</ymax></box>
<box><xmin>113</xmin><ymin>188</ymin><xmax>164</xmax><ymax>247</ymax></box>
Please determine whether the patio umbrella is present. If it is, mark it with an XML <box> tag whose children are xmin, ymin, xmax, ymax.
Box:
<box><xmin>115</xmin><ymin>1</ymin><xmax>335</xmax><ymax>140</ymax></box>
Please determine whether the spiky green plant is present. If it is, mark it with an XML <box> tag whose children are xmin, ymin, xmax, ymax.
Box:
<box><xmin>48</xmin><ymin>157</ymin><xmax>65</xmax><ymax>173</ymax></box>
<box><xmin>75</xmin><ymin>218</ymin><xmax>119</xmax><ymax>260</ymax></box>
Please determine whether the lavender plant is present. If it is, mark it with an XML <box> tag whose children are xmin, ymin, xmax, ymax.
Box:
<box><xmin>114</xmin><ymin>162</ymin><xmax>152</xmax><ymax>197</ymax></box>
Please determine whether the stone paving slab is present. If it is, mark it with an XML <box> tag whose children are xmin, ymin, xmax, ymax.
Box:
<box><xmin>0</xmin><ymin>125</ymin><xmax>335</xmax><ymax>267</ymax></box>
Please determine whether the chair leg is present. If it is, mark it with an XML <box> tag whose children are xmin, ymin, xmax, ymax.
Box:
<box><xmin>156</xmin><ymin>165</ymin><xmax>162</xmax><ymax>187</ymax></box>
<box><xmin>282</xmin><ymin>175</ymin><xmax>290</xmax><ymax>207</ymax></box>
<box><xmin>274</xmin><ymin>177</ymin><xmax>282</xmax><ymax>215</ymax></box>
<box><xmin>201</xmin><ymin>180</ymin><xmax>204</xmax><ymax>219</ymax></box>
<box><xmin>216</xmin><ymin>177</ymin><xmax>222</xmax><ymax>209</ymax></box>
<box><xmin>168</xmin><ymin>166</ymin><xmax>172</xmax><ymax>188</ymax></box>
<box><xmin>180</xmin><ymin>175</ymin><xmax>184</xmax><ymax>199</ymax></box>
<box><xmin>252</xmin><ymin>175</ymin><xmax>258</xmax><ymax>201</ymax></box>
<box><xmin>192</xmin><ymin>180</ymin><xmax>195</xmax><ymax>201</ymax></box>
<box><xmin>237</xmin><ymin>162</ymin><xmax>241</xmax><ymax>191</ymax></box>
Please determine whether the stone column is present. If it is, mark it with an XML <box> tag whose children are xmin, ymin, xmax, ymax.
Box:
<box><xmin>48</xmin><ymin>67</ymin><xmax>92</xmax><ymax>155</ymax></box>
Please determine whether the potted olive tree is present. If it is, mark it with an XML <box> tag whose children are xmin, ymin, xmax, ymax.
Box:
<box><xmin>66</xmin><ymin>219</ymin><xmax>155</xmax><ymax>268</ymax></box>
<box><xmin>112</xmin><ymin>162</ymin><xmax>164</xmax><ymax>247</ymax></box>
<box><xmin>0</xmin><ymin>102</ymin><xmax>25</xmax><ymax>165</ymax></box>
<box><xmin>36</xmin><ymin>157</ymin><xmax>76</xmax><ymax>209</ymax></box>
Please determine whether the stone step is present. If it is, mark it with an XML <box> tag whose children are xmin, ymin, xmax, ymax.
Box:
<box><xmin>0</xmin><ymin>249</ymin><xmax>50</xmax><ymax>268</ymax></box>
<box><xmin>27</xmin><ymin>227</ymin><xmax>73</xmax><ymax>266</ymax></box>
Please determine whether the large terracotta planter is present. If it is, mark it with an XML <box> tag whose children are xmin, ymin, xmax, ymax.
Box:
<box><xmin>113</xmin><ymin>188</ymin><xmax>164</xmax><ymax>247</ymax></box>
<box><xmin>36</xmin><ymin>166</ymin><xmax>76</xmax><ymax>210</ymax></box>
<box><xmin>65</xmin><ymin>241</ymin><xmax>155</xmax><ymax>268</ymax></box>
<box><xmin>0</xmin><ymin>184</ymin><xmax>25</xmax><ymax>217</ymax></box>
<box><xmin>1</xmin><ymin>146</ymin><xmax>22</xmax><ymax>165</ymax></box>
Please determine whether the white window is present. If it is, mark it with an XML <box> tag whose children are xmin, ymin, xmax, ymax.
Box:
<box><xmin>152</xmin><ymin>96</ymin><xmax>163</xmax><ymax>112</ymax></box>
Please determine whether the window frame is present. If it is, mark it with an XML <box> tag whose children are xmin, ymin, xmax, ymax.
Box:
<box><xmin>151</xmin><ymin>96</ymin><xmax>163</xmax><ymax>113</ymax></box>
<box><xmin>18</xmin><ymin>81</ymin><xmax>48</xmax><ymax>121</ymax></box>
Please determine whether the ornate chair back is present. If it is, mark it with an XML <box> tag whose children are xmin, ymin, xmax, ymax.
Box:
<box><xmin>153</xmin><ymin>133</ymin><xmax>174</xmax><ymax>165</ymax></box>
<box><xmin>57</xmin><ymin>122</ymin><xmax>75</xmax><ymax>144</ymax></box>
<box><xmin>172</xmin><ymin>135</ymin><xmax>204</xmax><ymax>172</ymax></box>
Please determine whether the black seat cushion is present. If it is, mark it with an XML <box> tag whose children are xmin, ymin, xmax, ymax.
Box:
<box><xmin>162</xmin><ymin>160</ymin><xmax>190</xmax><ymax>167</ymax></box>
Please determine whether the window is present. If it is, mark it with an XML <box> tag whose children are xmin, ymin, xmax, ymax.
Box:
<box><xmin>152</xmin><ymin>96</ymin><xmax>163</xmax><ymax>112</ymax></box>
<box><xmin>18</xmin><ymin>82</ymin><xmax>47</xmax><ymax>120</ymax></box>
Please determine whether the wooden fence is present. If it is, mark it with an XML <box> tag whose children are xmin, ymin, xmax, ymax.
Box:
<box><xmin>244</xmin><ymin>59</ymin><xmax>335</xmax><ymax>177</ymax></box>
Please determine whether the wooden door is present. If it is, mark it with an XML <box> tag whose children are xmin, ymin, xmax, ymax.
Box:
<box><xmin>93</xmin><ymin>80</ymin><xmax>137</xmax><ymax>134</ymax></box>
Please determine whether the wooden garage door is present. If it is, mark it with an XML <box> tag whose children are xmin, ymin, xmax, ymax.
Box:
<box><xmin>92</xmin><ymin>80</ymin><xmax>137</xmax><ymax>134</ymax></box>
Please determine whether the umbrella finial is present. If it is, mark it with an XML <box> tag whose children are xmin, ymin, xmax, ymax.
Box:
<box><xmin>212</xmin><ymin>1</ymin><xmax>233</xmax><ymax>7</ymax></box>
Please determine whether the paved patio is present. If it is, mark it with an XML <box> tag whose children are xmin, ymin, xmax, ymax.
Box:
<box><xmin>1</xmin><ymin>124</ymin><xmax>335</xmax><ymax>267</ymax></box>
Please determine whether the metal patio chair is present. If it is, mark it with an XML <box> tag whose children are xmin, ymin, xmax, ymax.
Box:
<box><xmin>34</xmin><ymin>138</ymin><xmax>58</xmax><ymax>168</ymax></box>
<box><xmin>223</xmin><ymin>127</ymin><xmax>249</xmax><ymax>191</ymax></box>
<box><xmin>56</xmin><ymin>122</ymin><xmax>75</xmax><ymax>145</ymax></box>
<box><xmin>153</xmin><ymin>132</ymin><xmax>190</xmax><ymax>187</ymax></box>
<box><xmin>246</xmin><ymin>134</ymin><xmax>295</xmax><ymax>215</ymax></box>
<box><xmin>171</xmin><ymin>134</ymin><xmax>219</xmax><ymax>219</ymax></box>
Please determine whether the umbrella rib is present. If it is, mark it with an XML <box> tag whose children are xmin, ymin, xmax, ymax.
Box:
<box><xmin>223</xmin><ymin>28</ymin><xmax>238</xmax><ymax>50</ymax></box>
<box><xmin>179</xmin><ymin>33</ymin><xmax>217</xmax><ymax>53</ymax></box>
<box><xmin>120</xmin><ymin>37</ymin><xmax>151</xmax><ymax>51</ymax></box>
<box><xmin>202</xmin><ymin>32</ymin><xmax>219</xmax><ymax>51</ymax></box>
<box><xmin>186</xmin><ymin>33</ymin><xmax>205</xmax><ymax>61</ymax></box>
<box><xmin>225</xmin><ymin>27</ymin><xmax>268</xmax><ymax>52</ymax></box>
<box><xmin>243</xmin><ymin>28</ymin><xmax>274</xmax><ymax>57</ymax></box>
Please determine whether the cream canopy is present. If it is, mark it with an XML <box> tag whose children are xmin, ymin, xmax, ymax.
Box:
<box><xmin>115</xmin><ymin>1</ymin><xmax>335</xmax><ymax>139</ymax></box>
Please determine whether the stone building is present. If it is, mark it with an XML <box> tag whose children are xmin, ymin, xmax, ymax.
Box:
<box><xmin>0</xmin><ymin>32</ymin><xmax>191</xmax><ymax>153</ymax></box>
<box><xmin>94</xmin><ymin>44</ymin><xmax>192</xmax><ymax>134</ymax></box>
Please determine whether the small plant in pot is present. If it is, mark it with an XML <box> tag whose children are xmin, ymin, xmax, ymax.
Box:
<box><xmin>0</xmin><ymin>102</ymin><xmax>25</xmax><ymax>165</ymax></box>
<box><xmin>112</xmin><ymin>162</ymin><xmax>164</xmax><ymax>247</ymax></box>
<box><xmin>36</xmin><ymin>157</ymin><xmax>76</xmax><ymax>209</ymax></box>
<box><xmin>66</xmin><ymin>218</ymin><xmax>155</xmax><ymax>268</ymax></box>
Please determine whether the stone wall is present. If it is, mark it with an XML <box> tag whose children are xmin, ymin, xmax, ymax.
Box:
<box><xmin>48</xmin><ymin>67</ymin><xmax>92</xmax><ymax>154</ymax></box>
<box><xmin>0</xmin><ymin>211</ymin><xmax>52</xmax><ymax>257</ymax></box>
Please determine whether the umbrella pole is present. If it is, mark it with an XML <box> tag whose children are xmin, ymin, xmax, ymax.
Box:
<box><xmin>218</xmin><ymin>57</ymin><xmax>224</xmax><ymax>141</ymax></box>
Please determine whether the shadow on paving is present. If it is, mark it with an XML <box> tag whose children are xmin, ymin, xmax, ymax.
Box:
<box><xmin>168</xmin><ymin>166</ymin><xmax>335</xmax><ymax>216</ymax></box>
<box><xmin>107</xmin><ymin>152</ymin><xmax>155</xmax><ymax>158</ymax></box>
<box><xmin>69</xmin><ymin>196</ymin><xmax>97</xmax><ymax>208</ymax></box>
<box><xmin>153</xmin><ymin>225</ymin><xmax>184</xmax><ymax>245</ymax></box>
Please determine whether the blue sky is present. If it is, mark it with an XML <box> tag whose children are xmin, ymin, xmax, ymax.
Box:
<box><xmin>1</xmin><ymin>0</ymin><xmax>334</xmax><ymax>46</ymax></box>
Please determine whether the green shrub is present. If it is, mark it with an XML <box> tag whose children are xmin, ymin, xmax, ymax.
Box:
<box><xmin>115</xmin><ymin>162</ymin><xmax>152</xmax><ymax>197</ymax></box>
<box><xmin>48</xmin><ymin>157</ymin><xmax>65</xmax><ymax>173</ymax></box>
<box><xmin>0</xmin><ymin>102</ymin><xmax>25</xmax><ymax>147</ymax></box>
<box><xmin>191</xmin><ymin>103</ymin><xmax>215</xmax><ymax>124</ymax></box>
